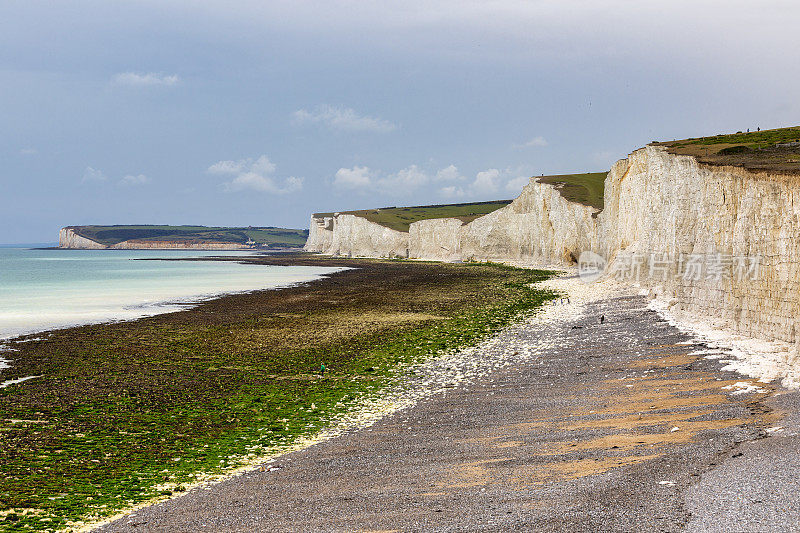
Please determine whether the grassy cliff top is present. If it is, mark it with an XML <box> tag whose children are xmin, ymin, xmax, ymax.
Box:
<box><xmin>655</xmin><ymin>126</ymin><xmax>800</xmax><ymax>173</ymax></box>
<box><xmin>67</xmin><ymin>225</ymin><xmax>308</xmax><ymax>247</ymax></box>
<box><xmin>536</xmin><ymin>172</ymin><xmax>607</xmax><ymax>210</ymax></box>
<box><xmin>313</xmin><ymin>171</ymin><xmax>609</xmax><ymax>232</ymax></box>
<box><xmin>313</xmin><ymin>200</ymin><xmax>513</xmax><ymax>232</ymax></box>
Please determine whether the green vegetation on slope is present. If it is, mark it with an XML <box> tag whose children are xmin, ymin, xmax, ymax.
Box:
<box><xmin>69</xmin><ymin>225</ymin><xmax>309</xmax><ymax>247</ymax></box>
<box><xmin>536</xmin><ymin>172</ymin><xmax>607</xmax><ymax>210</ymax></box>
<box><xmin>656</xmin><ymin>126</ymin><xmax>800</xmax><ymax>173</ymax></box>
<box><xmin>314</xmin><ymin>200</ymin><xmax>512</xmax><ymax>232</ymax></box>
<box><xmin>0</xmin><ymin>256</ymin><xmax>555</xmax><ymax>531</ymax></box>
<box><xmin>666</xmin><ymin>126</ymin><xmax>800</xmax><ymax>148</ymax></box>
<box><xmin>314</xmin><ymin>172</ymin><xmax>609</xmax><ymax>232</ymax></box>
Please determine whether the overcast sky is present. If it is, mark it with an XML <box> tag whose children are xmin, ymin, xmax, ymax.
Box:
<box><xmin>2</xmin><ymin>1</ymin><xmax>799</xmax><ymax>243</ymax></box>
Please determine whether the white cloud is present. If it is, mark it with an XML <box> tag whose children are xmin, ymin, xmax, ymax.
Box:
<box><xmin>435</xmin><ymin>164</ymin><xmax>464</xmax><ymax>182</ymax></box>
<box><xmin>513</xmin><ymin>136</ymin><xmax>548</xmax><ymax>149</ymax></box>
<box><xmin>333</xmin><ymin>164</ymin><xmax>429</xmax><ymax>194</ymax></box>
<box><xmin>207</xmin><ymin>160</ymin><xmax>246</xmax><ymax>174</ymax></box>
<box><xmin>113</xmin><ymin>72</ymin><xmax>180</xmax><ymax>87</ymax></box>
<box><xmin>378</xmin><ymin>164</ymin><xmax>428</xmax><ymax>190</ymax></box>
<box><xmin>82</xmin><ymin>167</ymin><xmax>153</xmax><ymax>186</ymax></box>
<box><xmin>439</xmin><ymin>185</ymin><xmax>466</xmax><ymax>199</ymax></box>
<box><xmin>227</xmin><ymin>173</ymin><xmax>303</xmax><ymax>194</ymax></box>
<box><xmin>332</xmin><ymin>162</ymin><xmax>529</xmax><ymax>200</ymax></box>
<box><xmin>471</xmin><ymin>168</ymin><xmax>501</xmax><ymax>195</ymax></box>
<box><xmin>81</xmin><ymin>166</ymin><xmax>107</xmax><ymax>183</ymax></box>
<box><xmin>334</xmin><ymin>166</ymin><xmax>373</xmax><ymax>188</ymax></box>
<box><xmin>293</xmin><ymin>105</ymin><xmax>396</xmax><ymax>133</ymax></box>
<box><xmin>438</xmin><ymin>168</ymin><xmax>529</xmax><ymax>199</ymax></box>
<box><xmin>505</xmin><ymin>175</ymin><xmax>530</xmax><ymax>193</ymax></box>
<box><xmin>209</xmin><ymin>155</ymin><xmax>302</xmax><ymax>194</ymax></box>
<box><xmin>119</xmin><ymin>174</ymin><xmax>151</xmax><ymax>186</ymax></box>
<box><xmin>19</xmin><ymin>148</ymin><xmax>37</xmax><ymax>156</ymax></box>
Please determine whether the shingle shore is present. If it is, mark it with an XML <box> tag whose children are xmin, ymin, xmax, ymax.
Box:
<box><xmin>97</xmin><ymin>276</ymin><xmax>791</xmax><ymax>532</ymax></box>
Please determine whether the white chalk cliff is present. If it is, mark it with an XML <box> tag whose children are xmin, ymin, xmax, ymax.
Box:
<box><xmin>306</xmin><ymin>144</ymin><xmax>800</xmax><ymax>371</ymax></box>
<box><xmin>58</xmin><ymin>228</ymin><xmax>248</xmax><ymax>250</ymax></box>
<box><xmin>598</xmin><ymin>145</ymin><xmax>800</xmax><ymax>349</ymax></box>
<box><xmin>306</xmin><ymin>179</ymin><xmax>598</xmax><ymax>264</ymax></box>
<box><xmin>58</xmin><ymin>228</ymin><xmax>107</xmax><ymax>249</ymax></box>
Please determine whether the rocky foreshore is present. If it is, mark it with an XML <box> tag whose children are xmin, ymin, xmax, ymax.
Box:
<box><xmin>96</xmin><ymin>274</ymin><xmax>799</xmax><ymax>532</ymax></box>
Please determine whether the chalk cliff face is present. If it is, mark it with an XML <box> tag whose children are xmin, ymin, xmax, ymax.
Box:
<box><xmin>305</xmin><ymin>144</ymin><xmax>800</xmax><ymax>359</ymax></box>
<box><xmin>305</xmin><ymin>179</ymin><xmax>599</xmax><ymax>264</ymax></box>
<box><xmin>597</xmin><ymin>145</ymin><xmax>800</xmax><ymax>347</ymax></box>
<box><xmin>324</xmin><ymin>214</ymin><xmax>410</xmax><ymax>258</ymax></box>
<box><xmin>306</xmin><ymin>216</ymin><xmax>334</xmax><ymax>253</ymax></box>
<box><xmin>461</xmin><ymin>180</ymin><xmax>598</xmax><ymax>264</ymax></box>
<box><xmin>59</xmin><ymin>228</ymin><xmax>107</xmax><ymax>249</ymax></box>
<box><xmin>58</xmin><ymin>228</ymin><xmax>248</xmax><ymax>250</ymax></box>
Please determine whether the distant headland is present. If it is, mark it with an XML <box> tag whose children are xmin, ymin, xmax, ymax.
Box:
<box><xmin>58</xmin><ymin>225</ymin><xmax>308</xmax><ymax>250</ymax></box>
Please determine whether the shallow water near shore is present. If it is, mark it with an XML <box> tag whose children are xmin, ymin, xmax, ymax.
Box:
<box><xmin>0</xmin><ymin>247</ymin><xmax>341</xmax><ymax>339</ymax></box>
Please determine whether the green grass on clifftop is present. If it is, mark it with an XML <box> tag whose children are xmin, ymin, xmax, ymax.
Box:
<box><xmin>656</xmin><ymin>126</ymin><xmax>800</xmax><ymax>173</ymax></box>
<box><xmin>69</xmin><ymin>225</ymin><xmax>308</xmax><ymax>247</ymax></box>
<box><xmin>314</xmin><ymin>172</ymin><xmax>610</xmax><ymax>232</ymax></box>
<box><xmin>536</xmin><ymin>172</ymin><xmax>607</xmax><ymax>210</ymax></box>
<box><xmin>314</xmin><ymin>201</ymin><xmax>513</xmax><ymax>232</ymax></box>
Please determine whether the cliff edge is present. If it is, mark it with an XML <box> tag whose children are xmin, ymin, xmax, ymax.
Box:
<box><xmin>59</xmin><ymin>228</ymin><xmax>107</xmax><ymax>249</ymax></box>
<box><xmin>305</xmin><ymin>177</ymin><xmax>599</xmax><ymax>264</ymax></box>
<box><xmin>59</xmin><ymin>225</ymin><xmax>308</xmax><ymax>250</ymax></box>
<box><xmin>305</xmin><ymin>128</ymin><xmax>800</xmax><ymax>384</ymax></box>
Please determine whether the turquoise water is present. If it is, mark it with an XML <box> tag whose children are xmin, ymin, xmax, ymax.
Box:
<box><xmin>0</xmin><ymin>248</ymin><xmax>340</xmax><ymax>339</ymax></box>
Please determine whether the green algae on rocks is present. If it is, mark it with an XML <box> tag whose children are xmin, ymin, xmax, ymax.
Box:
<box><xmin>0</xmin><ymin>254</ymin><xmax>556</xmax><ymax>531</ymax></box>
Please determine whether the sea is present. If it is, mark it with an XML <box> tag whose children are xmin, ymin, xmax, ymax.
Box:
<box><xmin>0</xmin><ymin>246</ymin><xmax>341</xmax><ymax>340</ymax></box>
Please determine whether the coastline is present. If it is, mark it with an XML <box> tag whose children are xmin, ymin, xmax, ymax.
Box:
<box><xmin>0</xmin><ymin>249</ymin><xmax>340</xmax><ymax>342</ymax></box>
<box><xmin>5</xmin><ymin>255</ymin><xmax>792</xmax><ymax>531</ymax></box>
<box><xmin>94</xmin><ymin>268</ymin><xmax>791</xmax><ymax>531</ymax></box>
<box><xmin>0</xmin><ymin>255</ymin><xmax>557</xmax><ymax>531</ymax></box>
<box><xmin>83</xmin><ymin>272</ymin><xmax>611</xmax><ymax>531</ymax></box>
<box><xmin>648</xmin><ymin>298</ymin><xmax>800</xmax><ymax>390</ymax></box>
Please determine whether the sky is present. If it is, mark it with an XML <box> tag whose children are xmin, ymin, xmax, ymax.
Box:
<box><xmin>1</xmin><ymin>0</ymin><xmax>799</xmax><ymax>243</ymax></box>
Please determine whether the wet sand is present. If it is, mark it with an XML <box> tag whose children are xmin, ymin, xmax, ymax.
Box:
<box><xmin>98</xmin><ymin>283</ymin><xmax>795</xmax><ymax>532</ymax></box>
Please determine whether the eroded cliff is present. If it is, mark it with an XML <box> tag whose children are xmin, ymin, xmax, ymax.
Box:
<box><xmin>59</xmin><ymin>225</ymin><xmax>308</xmax><ymax>250</ymax></box>
<box><xmin>598</xmin><ymin>145</ymin><xmax>800</xmax><ymax>348</ymax></box>
<box><xmin>59</xmin><ymin>228</ymin><xmax>107</xmax><ymax>249</ymax></box>
<box><xmin>305</xmin><ymin>143</ymin><xmax>800</xmax><ymax>376</ymax></box>
<box><xmin>58</xmin><ymin>229</ymin><xmax>248</xmax><ymax>250</ymax></box>
<box><xmin>305</xmin><ymin>179</ymin><xmax>598</xmax><ymax>264</ymax></box>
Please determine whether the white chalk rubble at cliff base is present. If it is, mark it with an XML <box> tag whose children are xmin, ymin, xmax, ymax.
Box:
<box><xmin>647</xmin><ymin>298</ymin><xmax>800</xmax><ymax>389</ymax></box>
